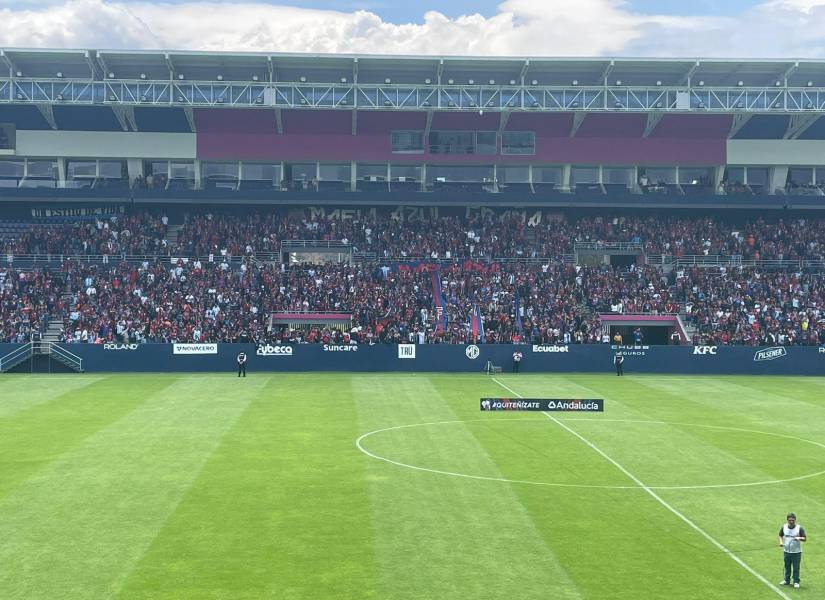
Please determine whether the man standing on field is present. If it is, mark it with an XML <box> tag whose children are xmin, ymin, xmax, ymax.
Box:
<box><xmin>614</xmin><ymin>352</ymin><xmax>624</xmax><ymax>376</ymax></box>
<box><xmin>237</xmin><ymin>351</ymin><xmax>247</xmax><ymax>377</ymax></box>
<box><xmin>779</xmin><ymin>512</ymin><xmax>806</xmax><ymax>588</ymax></box>
<box><xmin>512</xmin><ymin>350</ymin><xmax>522</xmax><ymax>373</ymax></box>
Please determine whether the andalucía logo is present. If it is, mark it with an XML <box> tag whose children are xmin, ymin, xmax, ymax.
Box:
<box><xmin>531</xmin><ymin>345</ymin><xmax>569</xmax><ymax>353</ymax></box>
<box><xmin>256</xmin><ymin>344</ymin><xmax>294</xmax><ymax>356</ymax></box>
<box><xmin>753</xmin><ymin>347</ymin><xmax>787</xmax><ymax>362</ymax></box>
<box><xmin>465</xmin><ymin>345</ymin><xmax>480</xmax><ymax>360</ymax></box>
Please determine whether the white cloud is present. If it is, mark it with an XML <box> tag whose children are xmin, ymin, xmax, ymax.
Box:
<box><xmin>0</xmin><ymin>0</ymin><xmax>823</xmax><ymax>57</ymax></box>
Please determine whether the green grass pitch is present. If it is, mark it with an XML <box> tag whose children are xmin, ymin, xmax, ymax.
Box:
<box><xmin>1</xmin><ymin>372</ymin><xmax>823</xmax><ymax>599</ymax></box>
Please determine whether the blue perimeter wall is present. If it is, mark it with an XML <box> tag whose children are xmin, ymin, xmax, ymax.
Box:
<box><xmin>2</xmin><ymin>344</ymin><xmax>824</xmax><ymax>375</ymax></box>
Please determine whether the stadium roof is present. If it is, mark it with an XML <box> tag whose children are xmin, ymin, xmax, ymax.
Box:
<box><xmin>2</xmin><ymin>49</ymin><xmax>825</xmax><ymax>87</ymax></box>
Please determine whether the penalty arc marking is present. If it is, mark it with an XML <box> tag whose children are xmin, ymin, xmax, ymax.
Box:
<box><xmin>356</xmin><ymin>419</ymin><xmax>825</xmax><ymax>491</ymax></box>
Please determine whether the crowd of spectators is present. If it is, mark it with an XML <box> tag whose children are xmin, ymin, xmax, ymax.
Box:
<box><xmin>2</xmin><ymin>211</ymin><xmax>825</xmax><ymax>346</ymax></box>
<box><xmin>5</xmin><ymin>212</ymin><xmax>825</xmax><ymax>263</ymax></box>
<box><xmin>132</xmin><ymin>174</ymin><xmax>170</xmax><ymax>191</ymax></box>
<box><xmin>1</xmin><ymin>213</ymin><xmax>169</xmax><ymax>257</ymax></box>
<box><xmin>37</xmin><ymin>257</ymin><xmax>824</xmax><ymax>347</ymax></box>
<box><xmin>681</xmin><ymin>267</ymin><xmax>825</xmax><ymax>346</ymax></box>
<box><xmin>0</xmin><ymin>267</ymin><xmax>64</xmax><ymax>343</ymax></box>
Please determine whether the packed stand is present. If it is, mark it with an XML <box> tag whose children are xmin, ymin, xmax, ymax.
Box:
<box><xmin>50</xmin><ymin>256</ymin><xmax>825</xmax><ymax>347</ymax></box>
<box><xmin>4</xmin><ymin>212</ymin><xmax>825</xmax><ymax>263</ymax></box>
<box><xmin>0</xmin><ymin>267</ymin><xmax>65</xmax><ymax>343</ymax></box>
<box><xmin>1</xmin><ymin>213</ymin><xmax>169</xmax><ymax>257</ymax></box>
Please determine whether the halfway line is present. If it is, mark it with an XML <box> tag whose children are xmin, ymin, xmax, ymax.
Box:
<box><xmin>490</xmin><ymin>377</ymin><xmax>791</xmax><ymax>600</ymax></box>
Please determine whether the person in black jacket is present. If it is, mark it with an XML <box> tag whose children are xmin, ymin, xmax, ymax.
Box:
<box><xmin>237</xmin><ymin>352</ymin><xmax>247</xmax><ymax>377</ymax></box>
<box><xmin>614</xmin><ymin>352</ymin><xmax>624</xmax><ymax>376</ymax></box>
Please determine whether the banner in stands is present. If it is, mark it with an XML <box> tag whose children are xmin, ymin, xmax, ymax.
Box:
<box><xmin>300</xmin><ymin>205</ymin><xmax>563</xmax><ymax>226</ymax></box>
<box><xmin>29</xmin><ymin>205</ymin><xmax>126</xmax><ymax>219</ymax></box>
<box><xmin>0</xmin><ymin>343</ymin><xmax>819</xmax><ymax>374</ymax></box>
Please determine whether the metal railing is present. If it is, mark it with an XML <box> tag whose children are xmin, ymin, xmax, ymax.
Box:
<box><xmin>0</xmin><ymin>342</ymin><xmax>32</xmax><ymax>372</ymax></box>
<box><xmin>2</xmin><ymin>251</ymin><xmax>823</xmax><ymax>270</ymax></box>
<box><xmin>46</xmin><ymin>343</ymin><xmax>83</xmax><ymax>372</ymax></box>
<box><xmin>281</xmin><ymin>240</ymin><xmax>353</xmax><ymax>250</ymax></box>
<box><xmin>646</xmin><ymin>254</ymin><xmax>825</xmax><ymax>270</ymax></box>
<box><xmin>575</xmin><ymin>241</ymin><xmax>644</xmax><ymax>251</ymax></box>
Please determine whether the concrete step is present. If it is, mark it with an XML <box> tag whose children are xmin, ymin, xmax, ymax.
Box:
<box><xmin>166</xmin><ymin>224</ymin><xmax>183</xmax><ymax>246</ymax></box>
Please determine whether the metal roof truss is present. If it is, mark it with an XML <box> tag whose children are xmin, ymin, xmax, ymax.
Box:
<box><xmin>3</xmin><ymin>77</ymin><xmax>825</xmax><ymax>113</ymax></box>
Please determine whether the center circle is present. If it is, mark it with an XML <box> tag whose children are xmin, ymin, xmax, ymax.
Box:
<box><xmin>356</xmin><ymin>418</ymin><xmax>825</xmax><ymax>490</ymax></box>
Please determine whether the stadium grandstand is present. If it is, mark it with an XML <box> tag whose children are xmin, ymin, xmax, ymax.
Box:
<box><xmin>4</xmin><ymin>46</ymin><xmax>825</xmax><ymax>600</ymax></box>
<box><xmin>2</xmin><ymin>49</ymin><xmax>825</xmax><ymax>355</ymax></box>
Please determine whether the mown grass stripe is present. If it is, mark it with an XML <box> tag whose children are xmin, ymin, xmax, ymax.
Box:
<box><xmin>0</xmin><ymin>374</ymin><xmax>106</xmax><ymax>419</ymax></box>
<box><xmin>0</xmin><ymin>374</ymin><xmax>266</xmax><ymax>600</ymax></box>
<box><xmin>0</xmin><ymin>374</ymin><xmax>175</xmax><ymax>503</ymax></box>
<box><xmin>117</xmin><ymin>373</ymin><xmax>381</xmax><ymax>600</ymax></box>
<box><xmin>358</xmin><ymin>374</ymin><xmax>584</xmax><ymax>600</ymax></box>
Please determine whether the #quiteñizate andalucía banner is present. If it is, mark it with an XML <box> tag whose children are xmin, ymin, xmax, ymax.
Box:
<box><xmin>480</xmin><ymin>398</ymin><xmax>604</xmax><ymax>412</ymax></box>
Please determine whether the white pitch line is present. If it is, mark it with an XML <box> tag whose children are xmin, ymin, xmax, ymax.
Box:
<box><xmin>491</xmin><ymin>377</ymin><xmax>792</xmax><ymax>600</ymax></box>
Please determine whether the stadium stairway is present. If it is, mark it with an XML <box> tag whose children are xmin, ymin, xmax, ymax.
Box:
<box><xmin>41</xmin><ymin>318</ymin><xmax>64</xmax><ymax>344</ymax></box>
<box><xmin>166</xmin><ymin>224</ymin><xmax>182</xmax><ymax>248</ymax></box>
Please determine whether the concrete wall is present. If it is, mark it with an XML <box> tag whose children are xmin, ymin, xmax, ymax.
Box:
<box><xmin>727</xmin><ymin>140</ymin><xmax>825</xmax><ymax>165</ymax></box>
<box><xmin>15</xmin><ymin>131</ymin><xmax>197</xmax><ymax>159</ymax></box>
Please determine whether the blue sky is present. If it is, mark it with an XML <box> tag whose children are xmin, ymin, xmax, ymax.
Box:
<box><xmin>95</xmin><ymin>0</ymin><xmax>761</xmax><ymax>22</ymax></box>
<box><xmin>1</xmin><ymin>0</ymin><xmax>824</xmax><ymax>57</ymax></box>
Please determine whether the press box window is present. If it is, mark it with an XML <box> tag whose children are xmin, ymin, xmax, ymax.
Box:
<box><xmin>502</xmin><ymin>131</ymin><xmax>535</xmax><ymax>155</ymax></box>
<box><xmin>391</xmin><ymin>131</ymin><xmax>424</xmax><ymax>153</ymax></box>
